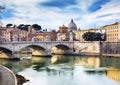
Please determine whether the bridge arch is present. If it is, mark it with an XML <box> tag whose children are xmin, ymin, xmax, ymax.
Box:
<box><xmin>0</xmin><ymin>47</ymin><xmax>13</xmax><ymax>58</ymax></box>
<box><xmin>19</xmin><ymin>45</ymin><xmax>46</xmax><ymax>52</ymax></box>
<box><xmin>19</xmin><ymin>44</ymin><xmax>47</xmax><ymax>56</ymax></box>
<box><xmin>51</xmin><ymin>44</ymin><xmax>71</xmax><ymax>54</ymax></box>
<box><xmin>55</xmin><ymin>44</ymin><xmax>69</xmax><ymax>50</ymax></box>
<box><xmin>0</xmin><ymin>46</ymin><xmax>12</xmax><ymax>53</ymax></box>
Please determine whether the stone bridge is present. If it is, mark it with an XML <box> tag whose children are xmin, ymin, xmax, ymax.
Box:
<box><xmin>0</xmin><ymin>41</ymin><xmax>74</xmax><ymax>55</ymax></box>
<box><xmin>0</xmin><ymin>41</ymin><xmax>101</xmax><ymax>58</ymax></box>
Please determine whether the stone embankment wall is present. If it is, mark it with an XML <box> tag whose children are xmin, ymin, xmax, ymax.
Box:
<box><xmin>100</xmin><ymin>42</ymin><xmax>120</xmax><ymax>56</ymax></box>
<box><xmin>74</xmin><ymin>41</ymin><xmax>120</xmax><ymax>56</ymax></box>
<box><xmin>74</xmin><ymin>41</ymin><xmax>100</xmax><ymax>54</ymax></box>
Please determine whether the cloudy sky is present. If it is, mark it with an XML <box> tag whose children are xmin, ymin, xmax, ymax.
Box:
<box><xmin>0</xmin><ymin>0</ymin><xmax>120</xmax><ymax>30</ymax></box>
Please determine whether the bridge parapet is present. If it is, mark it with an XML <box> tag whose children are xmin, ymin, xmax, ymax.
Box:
<box><xmin>0</xmin><ymin>41</ymin><xmax>74</xmax><ymax>57</ymax></box>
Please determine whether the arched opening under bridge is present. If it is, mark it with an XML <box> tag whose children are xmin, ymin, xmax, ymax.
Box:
<box><xmin>19</xmin><ymin>45</ymin><xmax>47</xmax><ymax>57</ymax></box>
<box><xmin>0</xmin><ymin>47</ymin><xmax>12</xmax><ymax>59</ymax></box>
<box><xmin>51</xmin><ymin>44</ymin><xmax>71</xmax><ymax>55</ymax></box>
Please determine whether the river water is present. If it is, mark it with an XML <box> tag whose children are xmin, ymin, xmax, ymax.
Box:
<box><xmin>0</xmin><ymin>55</ymin><xmax>120</xmax><ymax>85</ymax></box>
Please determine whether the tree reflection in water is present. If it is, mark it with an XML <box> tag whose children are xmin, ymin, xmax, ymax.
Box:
<box><xmin>32</xmin><ymin>62</ymin><xmax>46</xmax><ymax>71</ymax></box>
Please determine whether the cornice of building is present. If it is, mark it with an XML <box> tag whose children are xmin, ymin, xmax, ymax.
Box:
<box><xmin>103</xmin><ymin>22</ymin><xmax>120</xmax><ymax>28</ymax></box>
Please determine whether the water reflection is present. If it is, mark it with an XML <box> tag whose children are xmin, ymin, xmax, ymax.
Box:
<box><xmin>0</xmin><ymin>55</ymin><xmax>120</xmax><ymax>85</ymax></box>
<box><xmin>100</xmin><ymin>56</ymin><xmax>120</xmax><ymax>69</ymax></box>
<box><xmin>74</xmin><ymin>56</ymin><xmax>100</xmax><ymax>68</ymax></box>
<box><xmin>51</xmin><ymin>55</ymin><xmax>70</xmax><ymax>64</ymax></box>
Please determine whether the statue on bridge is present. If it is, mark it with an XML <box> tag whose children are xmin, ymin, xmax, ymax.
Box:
<box><xmin>12</xmin><ymin>35</ymin><xmax>18</xmax><ymax>42</ymax></box>
<box><xmin>69</xmin><ymin>32</ymin><xmax>73</xmax><ymax>41</ymax></box>
<box><xmin>64</xmin><ymin>31</ymin><xmax>77</xmax><ymax>41</ymax></box>
<box><xmin>31</xmin><ymin>36</ymin><xmax>38</xmax><ymax>42</ymax></box>
<box><xmin>46</xmin><ymin>35</ymin><xmax>51</xmax><ymax>41</ymax></box>
<box><xmin>57</xmin><ymin>33</ymin><xmax>62</xmax><ymax>41</ymax></box>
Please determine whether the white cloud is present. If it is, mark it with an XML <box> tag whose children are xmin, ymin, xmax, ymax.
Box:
<box><xmin>2</xmin><ymin>0</ymin><xmax>120</xmax><ymax>30</ymax></box>
<box><xmin>76</xmin><ymin>0</ymin><xmax>93</xmax><ymax>12</ymax></box>
<box><xmin>5</xmin><ymin>0</ymin><xmax>46</xmax><ymax>5</ymax></box>
<box><xmin>76</xmin><ymin>0</ymin><xmax>120</xmax><ymax>29</ymax></box>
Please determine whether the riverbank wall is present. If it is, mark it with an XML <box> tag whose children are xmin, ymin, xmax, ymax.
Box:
<box><xmin>74</xmin><ymin>41</ymin><xmax>120</xmax><ymax>57</ymax></box>
<box><xmin>74</xmin><ymin>41</ymin><xmax>100</xmax><ymax>54</ymax></box>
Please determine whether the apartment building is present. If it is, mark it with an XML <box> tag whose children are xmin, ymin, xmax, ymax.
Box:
<box><xmin>101</xmin><ymin>22</ymin><xmax>120</xmax><ymax>42</ymax></box>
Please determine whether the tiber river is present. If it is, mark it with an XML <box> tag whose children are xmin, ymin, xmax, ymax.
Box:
<box><xmin>0</xmin><ymin>55</ymin><xmax>120</xmax><ymax>85</ymax></box>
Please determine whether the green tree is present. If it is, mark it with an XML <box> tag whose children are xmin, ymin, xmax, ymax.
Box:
<box><xmin>18</xmin><ymin>24</ymin><xmax>31</xmax><ymax>31</ymax></box>
<box><xmin>6</xmin><ymin>23</ymin><xmax>13</xmax><ymax>28</ymax></box>
<box><xmin>18</xmin><ymin>24</ymin><xmax>25</xmax><ymax>29</ymax></box>
<box><xmin>32</xmin><ymin>24</ymin><xmax>42</xmax><ymax>31</ymax></box>
<box><xmin>82</xmin><ymin>32</ymin><xmax>105</xmax><ymax>41</ymax></box>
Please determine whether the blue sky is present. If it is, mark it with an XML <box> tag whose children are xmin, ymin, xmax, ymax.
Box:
<box><xmin>1</xmin><ymin>0</ymin><xmax>120</xmax><ymax>30</ymax></box>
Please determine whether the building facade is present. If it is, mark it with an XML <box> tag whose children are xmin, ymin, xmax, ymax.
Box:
<box><xmin>0</xmin><ymin>26</ymin><xmax>51</xmax><ymax>42</ymax></box>
<box><xmin>58</xmin><ymin>25</ymin><xmax>68</xmax><ymax>41</ymax></box>
<box><xmin>1</xmin><ymin>21</ymin><xmax>120</xmax><ymax>42</ymax></box>
<box><xmin>101</xmin><ymin>22</ymin><xmax>120</xmax><ymax>42</ymax></box>
<box><xmin>59</xmin><ymin>25</ymin><xmax>68</xmax><ymax>33</ymax></box>
<box><xmin>75</xmin><ymin>22</ymin><xmax>120</xmax><ymax>42</ymax></box>
<box><xmin>0</xmin><ymin>27</ymin><xmax>28</xmax><ymax>42</ymax></box>
<box><xmin>58</xmin><ymin>19</ymin><xmax>78</xmax><ymax>41</ymax></box>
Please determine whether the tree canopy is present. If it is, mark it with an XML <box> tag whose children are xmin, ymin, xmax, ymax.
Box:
<box><xmin>6</xmin><ymin>24</ymin><xmax>13</xmax><ymax>28</ymax></box>
<box><xmin>32</xmin><ymin>24</ymin><xmax>42</xmax><ymax>31</ymax></box>
<box><xmin>17</xmin><ymin>24</ymin><xmax>42</xmax><ymax>31</ymax></box>
<box><xmin>17</xmin><ymin>24</ymin><xmax>30</xmax><ymax>31</ymax></box>
<box><xmin>82</xmin><ymin>32</ymin><xmax>106</xmax><ymax>41</ymax></box>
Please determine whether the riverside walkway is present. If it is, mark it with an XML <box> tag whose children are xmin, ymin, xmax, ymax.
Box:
<box><xmin>0</xmin><ymin>65</ymin><xmax>17</xmax><ymax>85</ymax></box>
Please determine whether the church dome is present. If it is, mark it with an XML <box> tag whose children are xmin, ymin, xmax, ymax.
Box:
<box><xmin>68</xmin><ymin>19</ymin><xmax>77</xmax><ymax>31</ymax></box>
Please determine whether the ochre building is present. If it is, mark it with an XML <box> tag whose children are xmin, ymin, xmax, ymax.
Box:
<box><xmin>101</xmin><ymin>22</ymin><xmax>120</xmax><ymax>42</ymax></box>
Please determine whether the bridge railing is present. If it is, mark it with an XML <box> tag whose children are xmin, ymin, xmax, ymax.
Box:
<box><xmin>1</xmin><ymin>41</ymin><xmax>76</xmax><ymax>44</ymax></box>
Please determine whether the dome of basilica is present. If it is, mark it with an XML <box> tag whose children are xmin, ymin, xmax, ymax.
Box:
<box><xmin>68</xmin><ymin>19</ymin><xmax>77</xmax><ymax>31</ymax></box>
